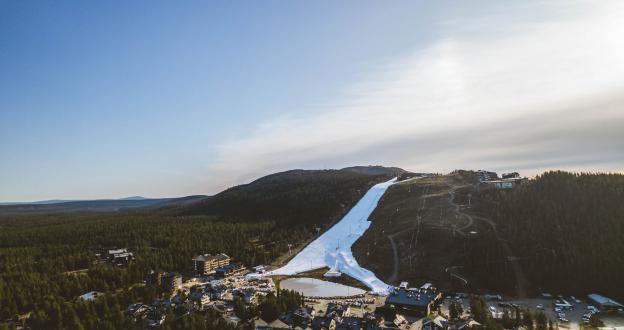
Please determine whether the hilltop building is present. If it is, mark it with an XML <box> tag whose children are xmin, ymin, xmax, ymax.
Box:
<box><xmin>482</xmin><ymin>177</ymin><xmax>528</xmax><ymax>189</ymax></box>
<box><xmin>477</xmin><ymin>170</ymin><xmax>498</xmax><ymax>182</ymax></box>
<box><xmin>193</xmin><ymin>253</ymin><xmax>231</xmax><ymax>276</ymax></box>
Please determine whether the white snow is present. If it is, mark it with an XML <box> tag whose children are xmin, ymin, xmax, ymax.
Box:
<box><xmin>79</xmin><ymin>291</ymin><xmax>101</xmax><ymax>301</ymax></box>
<box><xmin>268</xmin><ymin>177</ymin><xmax>398</xmax><ymax>294</ymax></box>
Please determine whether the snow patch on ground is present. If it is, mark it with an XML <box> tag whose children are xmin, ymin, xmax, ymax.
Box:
<box><xmin>268</xmin><ymin>177</ymin><xmax>398</xmax><ymax>294</ymax></box>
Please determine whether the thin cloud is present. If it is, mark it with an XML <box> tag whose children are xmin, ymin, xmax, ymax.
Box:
<box><xmin>207</xmin><ymin>1</ymin><xmax>624</xmax><ymax>189</ymax></box>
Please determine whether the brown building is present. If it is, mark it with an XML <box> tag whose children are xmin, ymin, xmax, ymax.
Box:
<box><xmin>161</xmin><ymin>272</ymin><xmax>182</xmax><ymax>292</ymax></box>
<box><xmin>193</xmin><ymin>253</ymin><xmax>230</xmax><ymax>276</ymax></box>
<box><xmin>146</xmin><ymin>270</ymin><xmax>163</xmax><ymax>286</ymax></box>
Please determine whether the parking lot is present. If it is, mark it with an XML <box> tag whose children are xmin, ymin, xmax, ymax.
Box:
<box><xmin>500</xmin><ymin>297</ymin><xmax>589</xmax><ymax>330</ymax></box>
<box><xmin>439</xmin><ymin>294</ymin><xmax>617</xmax><ymax>330</ymax></box>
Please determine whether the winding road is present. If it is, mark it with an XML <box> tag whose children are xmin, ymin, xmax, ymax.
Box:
<box><xmin>447</xmin><ymin>184</ymin><xmax>528</xmax><ymax>298</ymax></box>
<box><xmin>383</xmin><ymin>181</ymin><xmax>529</xmax><ymax>298</ymax></box>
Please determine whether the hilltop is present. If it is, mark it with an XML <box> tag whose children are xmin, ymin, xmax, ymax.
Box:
<box><xmin>171</xmin><ymin>168</ymin><xmax>403</xmax><ymax>228</ymax></box>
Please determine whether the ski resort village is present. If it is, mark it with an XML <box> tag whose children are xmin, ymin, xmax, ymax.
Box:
<box><xmin>60</xmin><ymin>172</ymin><xmax>624</xmax><ymax>330</ymax></box>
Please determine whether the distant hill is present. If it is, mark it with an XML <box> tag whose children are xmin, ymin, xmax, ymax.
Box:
<box><xmin>0</xmin><ymin>166</ymin><xmax>404</xmax><ymax>218</ymax></box>
<box><xmin>0</xmin><ymin>196</ymin><xmax>152</xmax><ymax>206</ymax></box>
<box><xmin>0</xmin><ymin>195</ymin><xmax>208</xmax><ymax>215</ymax></box>
<box><xmin>0</xmin><ymin>199</ymin><xmax>75</xmax><ymax>206</ymax></box>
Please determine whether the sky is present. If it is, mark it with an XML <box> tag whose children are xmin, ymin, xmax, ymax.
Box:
<box><xmin>1</xmin><ymin>1</ymin><xmax>623</xmax><ymax>202</ymax></box>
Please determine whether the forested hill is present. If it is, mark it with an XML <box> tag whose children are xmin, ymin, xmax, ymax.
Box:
<box><xmin>175</xmin><ymin>168</ymin><xmax>398</xmax><ymax>227</ymax></box>
<box><xmin>0</xmin><ymin>196</ymin><xmax>208</xmax><ymax>215</ymax></box>
<box><xmin>0</xmin><ymin>167</ymin><xmax>401</xmax><ymax>329</ymax></box>
<box><xmin>340</xmin><ymin>165</ymin><xmax>407</xmax><ymax>176</ymax></box>
<box><xmin>467</xmin><ymin>171</ymin><xmax>624</xmax><ymax>299</ymax></box>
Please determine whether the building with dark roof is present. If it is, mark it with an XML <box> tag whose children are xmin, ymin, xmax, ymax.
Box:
<box><xmin>193</xmin><ymin>253</ymin><xmax>231</xmax><ymax>275</ymax></box>
<box><xmin>108</xmin><ymin>248</ymin><xmax>134</xmax><ymax>266</ymax></box>
<box><xmin>587</xmin><ymin>294</ymin><xmax>624</xmax><ymax>311</ymax></box>
<box><xmin>161</xmin><ymin>272</ymin><xmax>182</xmax><ymax>292</ymax></box>
<box><xmin>216</xmin><ymin>262</ymin><xmax>246</xmax><ymax>278</ymax></box>
<box><xmin>384</xmin><ymin>283</ymin><xmax>441</xmax><ymax>316</ymax></box>
<box><xmin>477</xmin><ymin>170</ymin><xmax>498</xmax><ymax>183</ymax></box>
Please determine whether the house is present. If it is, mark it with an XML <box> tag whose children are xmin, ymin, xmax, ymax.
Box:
<box><xmin>253</xmin><ymin>265</ymin><xmax>267</xmax><ymax>273</ymax></box>
<box><xmin>384</xmin><ymin>283</ymin><xmax>441</xmax><ymax>316</ymax></box>
<box><xmin>311</xmin><ymin>317</ymin><xmax>337</xmax><ymax>330</ymax></box>
<box><xmin>255</xmin><ymin>318</ymin><xmax>291</xmax><ymax>330</ymax></box>
<box><xmin>483</xmin><ymin>180</ymin><xmax>515</xmax><ymax>189</ymax></box>
<box><xmin>422</xmin><ymin>316</ymin><xmax>448</xmax><ymax>330</ymax></box>
<box><xmin>326</xmin><ymin>303</ymin><xmax>351</xmax><ymax>318</ymax></box>
<box><xmin>482</xmin><ymin>176</ymin><xmax>528</xmax><ymax>190</ymax></box>
<box><xmin>147</xmin><ymin>314</ymin><xmax>166</xmax><ymax>327</ymax></box>
<box><xmin>243</xmin><ymin>291</ymin><xmax>261</xmax><ymax>304</ymax></box>
<box><xmin>161</xmin><ymin>272</ymin><xmax>182</xmax><ymax>292</ymax></box>
<box><xmin>502</xmin><ymin>172</ymin><xmax>519</xmax><ymax>179</ymax></box>
<box><xmin>587</xmin><ymin>294</ymin><xmax>624</xmax><ymax>311</ymax></box>
<box><xmin>281</xmin><ymin>307</ymin><xmax>315</xmax><ymax>328</ymax></box>
<box><xmin>293</xmin><ymin>307</ymin><xmax>316</xmax><ymax>327</ymax></box>
<box><xmin>108</xmin><ymin>248</ymin><xmax>134</xmax><ymax>265</ymax></box>
<box><xmin>125</xmin><ymin>303</ymin><xmax>149</xmax><ymax>320</ymax></box>
<box><xmin>146</xmin><ymin>270</ymin><xmax>163</xmax><ymax>286</ymax></box>
<box><xmin>267</xmin><ymin>319</ymin><xmax>290</xmax><ymax>329</ymax></box>
<box><xmin>377</xmin><ymin>314</ymin><xmax>408</xmax><ymax>329</ymax></box>
<box><xmin>337</xmin><ymin>316</ymin><xmax>366</xmax><ymax>330</ymax></box>
<box><xmin>189</xmin><ymin>291</ymin><xmax>211</xmax><ymax>311</ymax></box>
<box><xmin>454</xmin><ymin>320</ymin><xmax>480</xmax><ymax>330</ymax></box>
<box><xmin>193</xmin><ymin>253</ymin><xmax>231</xmax><ymax>276</ymax></box>
<box><xmin>216</xmin><ymin>262</ymin><xmax>246</xmax><ymax>278</ymax></box>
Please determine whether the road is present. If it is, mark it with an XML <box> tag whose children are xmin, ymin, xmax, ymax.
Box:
<box><xmin>448</xmin><ymin>183</ymin><xmax>529</xmax><ymax>298</ymax></box>
<box><xmin>385</xmin><ymin>184</ymin><xmax>429</xmax><ymax>284</ymax></box>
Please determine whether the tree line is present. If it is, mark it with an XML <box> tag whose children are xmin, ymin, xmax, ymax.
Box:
<box><xmin>464</xmin><ymin>171</ymin><xmax>624</xmax><ymax>300</ymax></box>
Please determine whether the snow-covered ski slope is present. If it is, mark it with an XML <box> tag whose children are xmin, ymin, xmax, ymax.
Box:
<box><xmin>269</xmin><ymin>177</ymin><xmax>397</xmax><ymax>294</ymax></box>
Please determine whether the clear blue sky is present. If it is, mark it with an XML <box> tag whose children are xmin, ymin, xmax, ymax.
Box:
<box><xmin>2</xmin><ymin>1</ymin><xmax>623</xmax><ymax>201</ymax></box>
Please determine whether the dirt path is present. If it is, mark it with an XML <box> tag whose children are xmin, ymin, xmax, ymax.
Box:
<box><xmin>447</xmin><ymin>185</ymin><xmax>474</xmax><ymax>236</ymax></box>
<box><xmin>448</xmin><ymin>184</ymin><xmax>529</xmax><ymax>298</ymax></box>
<box><xmin>386</xmin><ymin>234</ymin><xmax>400</xmax><ymax>283</ymax></box>
<box><xmin>386</xmin><ymin>185</ymin><xmax>430</xmax><ymax>284</ymax></box>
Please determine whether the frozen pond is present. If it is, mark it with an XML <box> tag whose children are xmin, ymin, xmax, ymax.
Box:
<box><xmin>280</xmin><ymin>277</ymin><xmax>365</xmax><ymax>297</ymax></box>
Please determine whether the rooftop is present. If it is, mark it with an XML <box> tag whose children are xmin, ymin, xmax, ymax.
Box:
<box><xmin>193</xmin><ymin>253</ymin><xmax>230</xmax><ymax>262</ymax></box>
<box><xmin>385</xmin><ymin>288</ymin><xmax>437</xmax><ymax>307</ymax></box>
<box><xmin>588</xmin><ymin>294</ymin><xmax>624</xmax><ymax>308</ymax></box>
